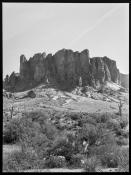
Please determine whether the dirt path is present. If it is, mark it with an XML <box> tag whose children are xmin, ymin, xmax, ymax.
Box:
<box><xmin>22</xmin><ymin>168</ymin><xmax>84</xmax><ymax>172</ymax></box>
<box><xmin>22</xmin><ymin>168</ymin><xmax>119</xmax><ymax>172</ymax></box>
<box><xmin>3</xmin><ymin>144</ymin><xmax>22</xmax><ymax>159</ymax></box>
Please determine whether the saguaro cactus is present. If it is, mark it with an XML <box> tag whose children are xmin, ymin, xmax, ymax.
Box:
<box><xmin>79</xmin><ymin>76</ymin><xmax>82</xmax><ymax>87</ymax></box>
<box><xmin>118</xmin><ymin>100</ymin><xmax>123</xmax><ymax>116</ymax></box>
<box><xmin>10</xmin><ymin>106</ymin><xmax>14</xmax><ymax>119</ymax></box>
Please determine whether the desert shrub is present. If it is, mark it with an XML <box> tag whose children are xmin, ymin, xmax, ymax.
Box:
<box><xmin>114</xmin><ymin>127</ymin><xmax>129</xmax><ymax>138</ymax></box>
<box><xmin>117</xmin><ymin>147</ymin><xmax>129</xmax><ymax>172</ymax></box>
<box><xmin>77</xmin><ymin>122</ymin><xmax>116</xmax><ymax>150</ymax></box>
<box><xmin>95</xmin><ymin>113</ymin><xmax>110</xmax><ymax>123</ymax></box>
<box><xmin>106</xmin><ymin>118</ymin><xmax>120</xmax><ymax>130</ymax></box>
<box><xmin>116</xmin><ymin>136</ymin><xmax>128</xmax><ymax>146</ymax></box>
<box><xmin>3</xmin><ymin>110</ymin><xmax>58</xmax><ymax>159</ymax></box>
<box><xmin>83</xmin><ymin>156</ymin><xmax>98</xmax><ymax>172</ymax></box>
<box><xmin>89</xmin><ymin>112</ymin><xmax>112</xmax><ymax>123</ymax></box>
<box><xmin>3</xmin><ymin>150</ymin><xmax>45</xmax><ymax>172</ymax></box>
<box><xmin>99</xmin><ymin>144</ymin><xmax>119</xmax><ymax>168</ymax></box>
<box><xmin>79</xmin><ymin>123</ymin><xmax>98</xmax><ymax>146</ymax></box>
<box><xmin>3</xmin><ymin>118</ymin><xmax>21</xmax><ymax>144</ymax></box>
<box><xmin>69</xmin><ymin>113</ymin><xmax>81</xmax><ymax>121</ymax></box>
<box><xmin>48</xmin><ymin>137</ymin><xmax>73</xmax><ymax>161</ymax></box>
<box><xmin>45</xmin><ymin>155</ymin><xmax>66</xmax><ymax>168</ymax></box>
<box><xmin>69</xmin><ymin>154</ymin><xmax>84</xmax><ymax>168</ymax></box>
<box><xmin>119</xmin><ymin>117</ymin><xmax>128</xmax><ymax>129</ymax></box>
<box><xmin>106</xmin><ymin>119</ymin><xmax>126</xmax><ymax>137</ymax></box>
<box><xmin>80</xmin><ymin>116</ymin><xmax>97</xmax><ymax>126</ymax></box>
<box><xmin>43</xmin><ymin>121</ymin><xmax>58</xmax><ymax>140</ymax></box>
<box><xmin>118</xmin><ymin>129</ymin><xmax>129</xmax><ymax>138</ymax></box>
<box><xmin>25</xmin><ymin>111</ymin><xmax>48</xmax><ymax>123</ymax></box>
<box><xmin>47</xmin><ymin>132</ymin><xmax>80</xmax><ymax>164</ymax></box>
<box><xmin>100</xmin><ymin>152</ymin><xmax>118</xmax><ymax>168</ymax></box>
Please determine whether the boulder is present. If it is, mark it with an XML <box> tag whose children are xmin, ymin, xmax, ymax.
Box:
<box><xmin>27</xmin><ymin>90</ymin><xmax>36</xmax><ymax>98</ymax></box>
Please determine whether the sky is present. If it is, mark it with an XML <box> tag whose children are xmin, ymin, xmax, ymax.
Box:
<box><xmin>3</xmin><ymin>3</ymin><xmax>129</xmax><ymax>78</ymax></box>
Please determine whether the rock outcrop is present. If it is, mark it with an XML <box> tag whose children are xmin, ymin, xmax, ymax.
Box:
<box><xmin>4</xmin><ymin>49</ymin><xmax>122</xmax><ymax>92</ymax></box>
<box><xmin>120</xmin><ymin>73</ymin><xmax>129</xmax><ymax>89</ymax></box>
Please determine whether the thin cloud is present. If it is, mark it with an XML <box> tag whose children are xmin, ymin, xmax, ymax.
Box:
<box><xmin>66</xmin><ymin>4</ymin><xmax>123</xmax><ymax>48</ymax></box>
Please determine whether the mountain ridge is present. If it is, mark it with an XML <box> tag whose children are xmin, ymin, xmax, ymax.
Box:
<box><xmin>3</xmin><ymin>48</ymin><xmax>128</xmax><ymax>92</ymax></box>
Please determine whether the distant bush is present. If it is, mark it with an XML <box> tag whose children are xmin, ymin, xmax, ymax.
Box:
<box><xmin>95</xmin><ymin>113</ymin><xmax>110</xmax><ymax>123</ymax></box>
<box><xmin>80</xmin><ymin>116</ymin><xmax>96</xmax><ymax>126</ymax></box>
<box><xmin>25</xmin><ymin>111</ymin><xmax>48</xmax><ymax>123</ymax></box>
<box><xmin>69</xmin><ymin>113</ymin><xmax>81</xmax><ymax>121</ymax></box>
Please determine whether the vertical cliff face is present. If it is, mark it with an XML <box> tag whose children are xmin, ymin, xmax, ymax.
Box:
<box><xmin>120</xmin><ymin>73</ymin><xmax>129</xmax><ymax>89</ymax></box>
<box><xmin>20</xmin><ymin>55</ymin><xmax>28</xmax><ymax>79</ymax></box>
<box><xmin>29</xmin><ymin>53</ymin><xmax>47</xmax><ymax>82</ymax></box>
<box><xmin>4</xmin><ymin>49</ymin><xmax>122</xmax><ymax>92</ymax></box>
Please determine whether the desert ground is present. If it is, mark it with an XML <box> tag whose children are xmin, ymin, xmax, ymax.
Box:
<box><xmin>3</xmin><ymin>82</ymin><xmax>129</xmax><ymax>172</ymax></box>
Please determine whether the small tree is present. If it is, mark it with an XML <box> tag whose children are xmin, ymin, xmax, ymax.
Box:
<box><xmin>3</xmin><ymin>75</ymin><xmax>9</xmax><ymax>88</ymax></box>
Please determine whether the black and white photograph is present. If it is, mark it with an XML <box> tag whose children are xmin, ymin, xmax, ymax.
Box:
<box><xmin>2</xmin><ymin>2</ymin><xmax>129</xmax><ymax>172</ymax></box>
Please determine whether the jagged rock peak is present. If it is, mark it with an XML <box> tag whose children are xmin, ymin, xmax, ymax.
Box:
<box><xmin>20</xmin><ymin>55</ymin><xmax>27</xmax><ymax>63</ymax></box>
<box><xmin>4</xmin><ymin>49</ymin><xmax>122</xmax><ymax>92</ymax></box>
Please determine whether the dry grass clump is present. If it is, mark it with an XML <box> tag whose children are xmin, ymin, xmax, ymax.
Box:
<box><xmin>83</xmin><ymin>156</ymin><xmax>99</xmax><ymax>172</ymax></box>
<box><xmin>117</xmin><ymin>147</ymin><xmax>129</xmax><ymax>172</ymax></box>
<box><xmin>100</xmin><ymin>145</ymin><xmax>119</xmax><ymax>168</ymax></box>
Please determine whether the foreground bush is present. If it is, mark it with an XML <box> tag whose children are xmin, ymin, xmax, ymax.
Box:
<box><xmin>3</xmin><ymin>150</ymin><xmax>45</xmax><ymax>172</ymax></box>
<box><xmin>117</xmin><ymin>147</ymin><xmax>129</xmax><ymax>172</ymax></box>
<box><xmin>45</xmin><ymin>156</ymin><xmax>67</xmax><ymax>168</ymax></box>
<box><xmin>83</xmin><ymin>156</ymin><xmax>98</xmax><ymax>172</ymax></box>
<box><xmin>69</xmin><ymin>154</ymin><xmax>84</xmax><ymax>168</ymax></box>
<box><xmin>3</xmin><ymin>118</ymin><xmax>21</xmax><ymax>144</ymax></box>
<box><xmin>47</xmin><ymin>134</ymin><xmax>76</xmax><ymax>162</ymax></box>
<box><xmin>100</xmin><ymin>152</ymin><xmax>118</xmax><ymax>168</ymax></box>
<box><xmin>119</xmin><ymin>117</ymin><xmax>128</xmax><ymax>129</ymax></box>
